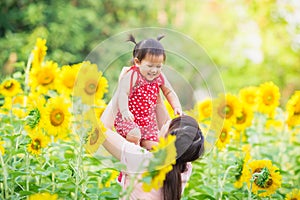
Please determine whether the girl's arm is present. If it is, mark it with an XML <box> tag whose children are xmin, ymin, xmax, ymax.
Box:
<box><xmin>160</xmin><ymin>73</ymin><xmax>182</xmax><ymax>115</ymax></box>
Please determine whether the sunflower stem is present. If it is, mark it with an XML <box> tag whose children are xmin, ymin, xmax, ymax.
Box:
<box><xmin>248</xmin><ymin>181</ymin><xmax>253</xmax><ymax>200</ymax></box>
<box><xmin>218</xmin><ymin>164</ymin><xmax>237</xmax><ymax>200</ymax></box>
<box><xmin>75</xmin><ymin>130</ymin><xmax>85</xmax><ymax>199</ymax></box>
<box><xmin>0</xmin><ymin>151</ymin><xmax>9</xmax><ymax>199</ymax></box>
<box><xmin>24</xmin><ymin>53</ymin><xmax>33</xmax><ymax>94</ymax></box>
<box><xmin>25</xmin><ymin>152</ymin><xmax>30</xmax><ymax>192</ymax></box>
<box><xmin>51</xmin><ymin>160</ymin><xmax>55</xmax><ymax>193</ymax></box>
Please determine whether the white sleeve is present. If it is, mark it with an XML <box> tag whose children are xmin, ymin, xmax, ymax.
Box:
<box><xmin>181</xmin><ymin>162</ymin><xmax>193</xmax><ymax>194</ymax></box>
<box><xmin>121</xmin><ymin>141</ymin><xmax>153</xmax><ymax>174</ymax></box>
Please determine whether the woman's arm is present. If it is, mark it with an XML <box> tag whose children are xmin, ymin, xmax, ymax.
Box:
<box><xmin>156</xmin><ymin>92</ymin><xmax>170</xmax><ymax>130</ymax></box>
<box><xmin>117</xmin><ymin>71</ymin><xmax>137</xmax><ymax>121</ymax></box>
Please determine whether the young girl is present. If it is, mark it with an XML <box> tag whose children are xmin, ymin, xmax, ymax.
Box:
<box><xmin>114</xmin><ymin>34</ymin><xmax>182</xmax><ymax>150</ymax></box>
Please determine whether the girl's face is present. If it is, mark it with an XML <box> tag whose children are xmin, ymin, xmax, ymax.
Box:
<box><xmin>134</xmin><ymin>54</ymin><xmax>164</xmax><ymax>81</ymax></box>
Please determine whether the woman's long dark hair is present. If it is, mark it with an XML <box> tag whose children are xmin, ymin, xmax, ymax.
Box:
<box><xmin>163</xmin><ymin>115</ymin><xmax>205</xmax><ymax>200</ymax></box>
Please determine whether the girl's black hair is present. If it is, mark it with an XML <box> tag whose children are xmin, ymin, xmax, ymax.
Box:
<box><xmin>163</xmin><ymin>115</ymin><xmax>205</xmax><ymax>200</ymax></box>
<box><xmin>127</xmin><ymin>34</ymin><xmax>166</xmax><ymax>63</ymax></box>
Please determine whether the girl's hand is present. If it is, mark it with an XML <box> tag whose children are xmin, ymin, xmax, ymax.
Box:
<box><xmin>122</xmin><ymin>110</ymin><xmax>135</xmax><ymax>121</ymax></box>
<box><xmin>174</xmin><ymin>107</ymin><xmax>183</xmax><ymax>116</ymax></box>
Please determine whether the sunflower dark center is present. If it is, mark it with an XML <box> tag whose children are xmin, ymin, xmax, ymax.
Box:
<box><xmin>38</xmin><ymin>71</ymin><xmax>54</xmax><ymax>85</ymax></box>
<box><xmin>254</xmin><ymin>167</ymin><xmax>272</xmax><ymax>188</ymax></box>
<box><xmin>90</xmin><ymin>128</ymin><xmax>99</xmax><ymax>145</ymax></box>
<box><xmin>220</xmin><ymin>131</ymin><xmax>227</xmax><ymax>142</ymax></box>
<box><xmin>32</xmin><ymin>139</ymin><xmax>41</xmax><ymax>150</ymax></box>
<box><xmin>4</xmin><ymin>81</ymin><xmax>14</xmax><ymax>90</ymax></box>
<box><xmin>84</xmin><ymin>80</ymin><xmax>98</xmax><ymax>95</ymax></box>
<box><xmin>237</xmin><ymin>111</ymin><xmax>246</xmax><ymax>124</ymax></box>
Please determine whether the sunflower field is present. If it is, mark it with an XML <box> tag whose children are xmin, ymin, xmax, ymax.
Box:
<box><xmin>0</xmin><ymin>37</ymin><xmax>300</xmax><ymax>200</ymax></box>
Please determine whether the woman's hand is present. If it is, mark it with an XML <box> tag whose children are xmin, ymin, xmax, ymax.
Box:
<box><xmin>158</xmin><ymin>119</ymin><xmax>171</xmax><ymax>138</ymax></box>
<box><xmin>121</xmin><ymin>110</ymin><xmax>135</xmax><ymax>121</ymax></box>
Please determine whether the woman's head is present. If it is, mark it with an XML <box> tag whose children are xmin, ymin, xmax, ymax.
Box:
<box><xmin>128</xmin><ymin>34</ymin><xmax>166</xmax><ymax>81</ymax></box>
<box><xmin>168</xmin><ymin>115</ymin><xmax>205</xmax><ymax>163</ymax></box>
<box><xmin>163</xmin><ymin>115</ymin><xmax>204</xmax><ymax>200</ymax></box>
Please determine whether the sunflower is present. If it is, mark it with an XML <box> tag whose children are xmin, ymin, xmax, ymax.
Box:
<box><xmin>43</xmin><ymin>96</ymin><xmax>71</xmax><ymax>138</ymax></box>
<box><xmin>56</xmin><ymin>63</ymin><xmax>81</xmax><ymax>97</ymax></box>
<box><xmin>29</xmin><ymin>61</ymin><xmax>60</xmax><ymax>94</ymax></box>
<box><xmin>31</xmin><ymin>38</ymin><xmax>47</xmax><ymax>69</ymax></box>
<box><xmin>285</xmin><ymin>189</ymin><xmax>300</xmax><ymax>200</ymax></box>
<box><xmin>73</xmin><ymin>61</ymin><xmax>108</xmax><ymax>105</ymax></box>
<box><xmin>213</xmin><ymin>93</ymin><xmax>242</xmax><ymax>125</ymax></box>
<box><xmin>234</xmin><ymin>145</ymin><xmax>251</xmax><ymax>188</ymax></box>
<box><xmin>28</xmin><ymin>192</ymin><xmax>57</xmax><ymax>200</ymax></box>
<box><xmin>0</xmin><ymin>96</ymin><xmax>12</xmax><ymax>114</ymax></box>
<box><xmin>286</xmin><ymin>91</ymin><xmax>300</xmax><ymax>128</ymax></box>
<box><xmin>0</xmin><ymin>140</ymin><xmax>5</xmax><ymax>155</ymax></box>
<box><xmin>247</xmin><ymin>160</ymin><xmax>282</xmax><ymax>197</ymax></box>
<box><xmin>234</xmin><ymin>103</ymin><xmax>254</xmax><ymax>132</ymax></box>
<box><xmin>265</xmin><ymin>118</ymin><xmax>283</xmax><ymax>131</ymax></box>
<box><xmin>24</xmin><ymin>94</ymin><xmax>46</xmax><ymax>134</ymax></box>
<box><xmin>0</xmin><ymin>79</ymin><xmax>23</xmax><ymax>97</ymax></box>
<box><xmin>216</xmin><ymin>122</ymin><xmax>231</xmax><ymax>150</ymax></box>
<box><xmin>99</xmin><ymin>169</ymin><xmax>119</xmax><ymax>188</ymax></box>
<box><xmin>84</xmin><ymin>121</ymin><xmax>107</xmax><ymax>154</ymax></box>
<box><xmin>239</xmin><ymin>86</ymin><xmax>258</xmax><ymax>111</ymax></box>
<box><xmin>82</xmin><ymin>101</ymin><xmax>107</xmax><ymax>128</ymax></box>
<box><xmin>10</xmin><ymin>94</ymin><xmax>27</xmax><ymax>118</ymax></box>
<box><xmin>142</xmin><ymin>134</ymin><xmax>176</xmax><ymax>192</ymax></box>
<box><xmin>257</xmin><ymin>82</ymin><xmax>280</xmax><ymax>117</ymax></box>
<box><xmin>27</xmin><ymin>130</ymin><xmax>50</xmax><ymax>155</ymax></box>
<box><xmin>195</xmin><ymin>99</ymin><xmax>212</xmax><ymax>122</ymax></box>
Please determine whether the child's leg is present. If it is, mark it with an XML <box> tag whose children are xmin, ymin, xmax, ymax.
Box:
<box><xmin>126</xmin><ymin>127</ymin><xmax>141</xmax><ymax>145</ymax></box>
<box><xmin>141</xmin><ymin>140</ymin><xmax>158</xmax><ymax>151</ymax></box>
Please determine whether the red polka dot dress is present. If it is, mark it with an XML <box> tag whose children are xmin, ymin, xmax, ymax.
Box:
<box><xmin>114</xmin><ymin>66</ymin><xmax>165</xmax><ymax>142</ymax></box>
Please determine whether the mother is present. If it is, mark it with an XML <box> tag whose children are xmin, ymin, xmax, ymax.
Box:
<box><xmin>99</xmin><ymin>82</ymin><xmax>205</xmax><ymax>200</ymax></box>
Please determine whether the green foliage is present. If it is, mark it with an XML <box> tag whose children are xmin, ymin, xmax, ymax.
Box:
<box><xmin>1</xmin><ymin>0</ymin><xmax>300</xmax><ymax>104</ymax></box>
<box><xmin>0</xmin><ymin>0</ymin><xmax>160</xmax><ymax>76</ymax></box>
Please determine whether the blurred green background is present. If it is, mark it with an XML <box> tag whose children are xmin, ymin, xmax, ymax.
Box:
<box><xmin>1</xmin><ymin>0</ymin><xmax>299</xmax><ymax>105</ymax></box>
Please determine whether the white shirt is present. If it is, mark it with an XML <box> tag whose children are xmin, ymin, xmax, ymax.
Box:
<box><xmin>120</xmin><ymin>141</ymin><xmax>192</xmax><ymax>200</ymax></box>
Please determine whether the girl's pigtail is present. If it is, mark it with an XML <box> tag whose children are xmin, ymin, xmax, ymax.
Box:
<box><xmin>157</xmin><ymin>34</ymin><xmax>165</xmax><ymax>41</ymax></box>
<box><xmin>127</xmin><ymin>34</ymin><xmax>137</xmax><ymax>44</ymax></box>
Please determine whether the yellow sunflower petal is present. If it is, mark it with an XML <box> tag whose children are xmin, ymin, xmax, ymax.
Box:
<box><xmin>142</xmin><ymin>135</ymin><xmax>176</xmax><ymax>192</ymax></box>
<box><xmin>31</xmin><ymin>38</ymin><xmax>47</xmax><ymax>69</ymax></box>
<box><xmin>28</xmin><ymin>192</ymin><xmax>58</xmax><ymax>200</ymax></box>
<box><xmin>56</xmin><ymin>63</ymin><xmax>81</xmax><ymax>97</ymax></box>
<box><xmin>0</xmin><ymin>141</ymin><xmax>5</xmax><ymax>155</ymax></box>
<box><xmin>286</xmin><ymin>91</ymin><xmax>300</xmax><ymax>128</ymax></box>
<box><xmin>195</xmin><ymin>99</ymin><xmax>212</xmax><ymax>122</ymax></box>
